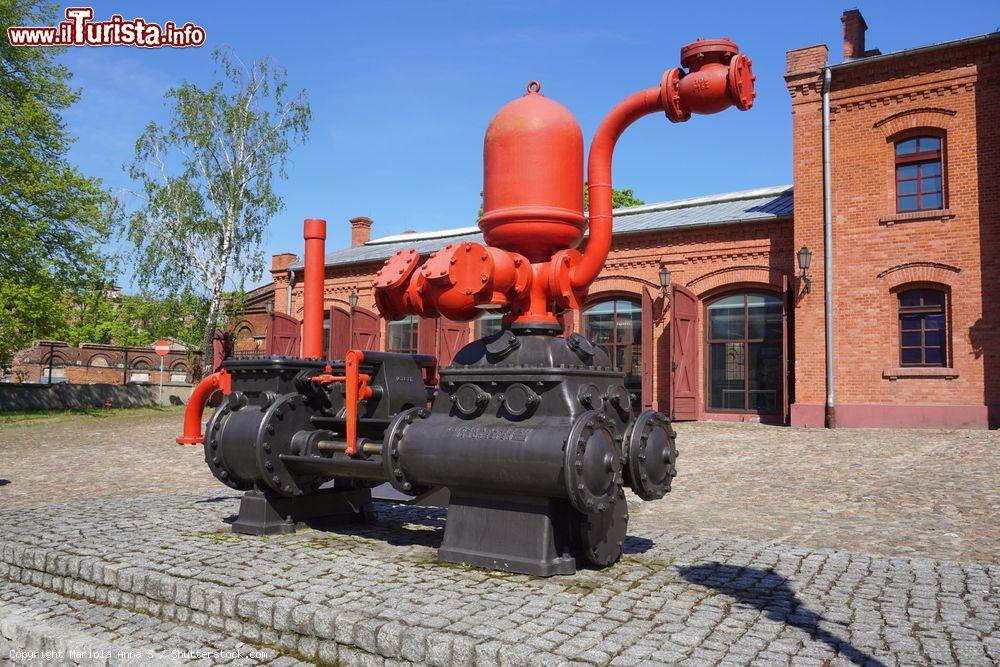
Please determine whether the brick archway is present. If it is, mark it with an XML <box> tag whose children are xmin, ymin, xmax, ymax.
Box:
<box><xmin>874</xmin><ymin>107</ymin><xmax>956</xmax><ymax>139</ymax></box>
<box><xmin>686</xmin><ymin>265</ymin><xmax>786</xmax><ymax>298</ymax></box>
<box><xmin>876</xmin><ymin>261</ymin><xmax>961</xmax><ymax>290</ymax></box>
<box><xmin>587</xmin><ymin>274</ymin><xmax>657</xmax><ymax>298</ymax></box>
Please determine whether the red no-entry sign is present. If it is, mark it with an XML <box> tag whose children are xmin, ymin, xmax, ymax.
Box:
<box><xmin>153</xmin><ymin>340</ymin><xmax>171</xmax><ymax>404</ymax></box>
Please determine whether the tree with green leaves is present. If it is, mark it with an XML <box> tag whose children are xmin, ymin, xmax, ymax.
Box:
<box><xmin>124</xmin><ymin>49</ymin><xmax>310</xmax><ymax>375</ymax></box>
<box><xmin>478</xmin><ymin>186</ymin><xmax>645</xmax><ymax>219</ymax></box>
<box><xmin>0</xmin><ymin>0</ymin><xmax>114</xmax><ymax>370</ymax></box>
<box><xmin>63</xmin><ymin>288</ymin><xmax>209</xmax><ymax>350</ymax></box>
<box><xmin>584</xmin><ymin>185</ymin><xmax>645</xmax><ymax>211</ymax></box>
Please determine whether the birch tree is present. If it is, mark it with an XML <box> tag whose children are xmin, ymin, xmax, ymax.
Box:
<box><xmin>125</xmin><ymin>49</ymin><xmax>310</xmax><ymax>374</ymax></box>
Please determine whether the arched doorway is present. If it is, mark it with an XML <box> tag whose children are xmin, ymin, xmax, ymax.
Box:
<box><xmin>705</xmin><ymin>292</ymin><xmax>783</xmax><ymax>415</ymax></box>
<box><xmin>582</xmin><ymin>298</ymin><xmax>642</xmax><ymax>408</ymax></box>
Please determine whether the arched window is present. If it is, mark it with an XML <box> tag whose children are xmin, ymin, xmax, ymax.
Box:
<box><xmin>476</xmin><ymin>312</ymin><xmax>503</xmax><ymax>339</ymax></box>
<box><xmin>387</xmin><ymin>315</ymin><xmax>419</xmax><ymax>354</ymax></box>
<box><xmin>895</xmin><ymin>135</ymin><xmax>942</xmax><ymax>212</ymax></box>
<box><xmin>706</xmin><ymin>292</ymin><xmax>783</xmax><ymax>413</ymax></box>
<box><xmin>898</xmin><ymin>288</ymin><xmax>947</xmax><ymax>366</ymax></box>
<box><xmin>89</xmin><ymin>354</ymin><xmax>110</xmax><ymax>368</ymax></box>
<box><xmin>583</xmin><ymin>299</ymin><xmax>641</xmax><ymax>404</ymax></box>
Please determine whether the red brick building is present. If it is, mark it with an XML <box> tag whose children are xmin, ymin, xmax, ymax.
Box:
<box><xmin>786</xmin><ymin>12</ymin><xmax>998</xmax><ymax>428</ymax></box>
<box><xmin>7</xmin><ymin>340</ymin><xmax>195</xmax><ymax>386</ymax></box>
<box><xmin>259</xmin><ymin>12</ymin><xmax>997</xmax><ymax>429</ymax></box>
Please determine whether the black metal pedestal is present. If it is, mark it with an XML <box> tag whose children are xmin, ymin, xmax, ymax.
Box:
<box><xmin>438</xmin><ymin>493</ymin><xmax>577</xmax><ymax>576</ymax></box>
<box><xmin>231</xmin><ymin>487</ymin><xmax>375</xmax><ymax>535</ymax></box>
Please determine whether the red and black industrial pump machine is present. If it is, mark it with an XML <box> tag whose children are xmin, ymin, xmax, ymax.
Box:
<box><xmin>179</xmin><ymin>39</ymin><xmax>755</xmax><ymax>576</ymax></box>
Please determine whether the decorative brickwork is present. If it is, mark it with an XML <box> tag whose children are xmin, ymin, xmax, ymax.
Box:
<box><xmin>786</xmin><ymin>12</ymin><xmax>999</xmax><ymax>428</ymax></box>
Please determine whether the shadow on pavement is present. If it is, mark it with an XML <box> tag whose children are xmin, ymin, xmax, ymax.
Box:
<box><xmin>623</xmin><ymin>536</ymin><xmax>654</xmax><ymax>555</ymax></box>
<box><xmin>194</xmin><ymin>495</ymin><xmax>236</xmax><ymax>504</ymax></box>
<box><xmin>677</xmin><ymin>562</ymin><xmax>886</xmax><ymax>667</ymax></box>
<box><xmin>213</xmin><ymin>498</ymin><xmax>659</xmax><ymax>557</ymax></box>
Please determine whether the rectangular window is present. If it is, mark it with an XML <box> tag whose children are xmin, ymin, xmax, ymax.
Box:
<box><xmin>898</xmin><ymin>289</ymin><xmax>947</xmax><ymax>367</ymax></box>
<box><xmin>895</xmin><ymin>136</ymin><xmax>943</xmax><ymax>212</ymax></box>
<box><xmin>705</xmin><ymin>293</ymin><xmax>783</xmax><ymax>414</ymax></box>
<box><xmin>387</xmin><ymin>316</ymin><xmax>419</xmax><ymax>354</ymax></box>
<box><xmin>475</xmin><ymin>313</ymin><xmax>503</xmax><ymax>339</ymax></box>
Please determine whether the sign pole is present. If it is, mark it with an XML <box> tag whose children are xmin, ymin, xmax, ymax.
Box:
<box><xmin>153</xmin><ymin>340</ymin><xmax>172</xmax><ymax>405</ymax></box>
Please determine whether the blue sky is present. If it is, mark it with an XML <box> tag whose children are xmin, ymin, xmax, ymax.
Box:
<box><xmin>56</xmin><ymin>1</ymin><xmax>997</xmax><ymax>290</ymax></box>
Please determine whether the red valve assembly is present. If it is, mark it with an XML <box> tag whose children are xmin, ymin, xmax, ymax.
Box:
<box><xmin>375</xmin><ymin>38</ymin><xmax>755</xmax><ymax>329</ymax></box>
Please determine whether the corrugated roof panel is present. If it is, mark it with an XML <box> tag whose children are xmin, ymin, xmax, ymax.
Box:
<box><xmin>294</xmin><ymin>185</ymin><xmax>793</xmax><ymax>269</ymax></box>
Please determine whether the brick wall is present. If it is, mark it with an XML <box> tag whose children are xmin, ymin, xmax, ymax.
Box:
<box><xmin>786</xmin><ymin>27</ymin><xmax>1000</xmax><ymax>427</ymax></box>
<box><xmin>785</xmin><ymin>45</ymin><xmax>829</xmax><ymax>426</ymax></box>
<box><xmin>7</xmin><ymin>342</ymin><xmax>195</xmax><ymax>386</ymax></box>
<box><xmin>281</xmin><ymin>219</ymin><xmax>794</xmax><ymax>414</ymax></box>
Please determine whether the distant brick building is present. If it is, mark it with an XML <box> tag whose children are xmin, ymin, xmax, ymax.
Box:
<box><xmin>7</xmin><ymin>340</ymin><xmax>196</xmax><ymax>386</ymax></box>
<box><xmin>256</xmin><ymin>12</ymin><xmax>997</xmax><ymax>429</ymax></box>
<box><xmin>227</xmin><ymin>282</ymin><xmax>276</xmax><ymax>358</ymax></box>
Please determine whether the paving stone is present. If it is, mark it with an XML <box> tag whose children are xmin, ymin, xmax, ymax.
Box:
<box><xmin>1</xmin><ymin>415</ymin><xmax>999</xmax><ymax>665</ymax></box>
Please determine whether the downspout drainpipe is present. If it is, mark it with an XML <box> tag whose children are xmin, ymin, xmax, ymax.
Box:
<box><xmin>822</xmin><ymin>67</ymin><xmax>835</xmax><ymax>427</ymax></box>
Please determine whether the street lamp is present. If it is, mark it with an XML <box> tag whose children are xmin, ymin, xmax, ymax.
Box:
<box><xmin>348</xmin><ymin>290</ymin><xmax>358</xmax><ymax>310</ymax></box>
<box><xmin>797</xmin><ymin>246</ymin><xmax>813</xmax><ymax>294</ymax></box>
<box><xmin>658</xmin><ymin>265</ymin><xmax>671</xmax><ymax>297</ymax></box>
<box><xmin>656</xmin><ymin>264</ymin><xmax>672</xmax><ymax>320</ymax></box>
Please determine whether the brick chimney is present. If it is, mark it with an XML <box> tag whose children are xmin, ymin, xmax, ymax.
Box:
<box><xmin>350</xmin><ymin>216</ymin><xmax>373</xmax><ymax>247</ymax></box>
<box><xmin>841</xmin><ymin>9</ymin><xmax>867</xmax><ymax>60</ymax></box>
<box><xmin>270</xmin><ymin>253</ymin><xmax>298</xmax><ymax>272</ymax></box>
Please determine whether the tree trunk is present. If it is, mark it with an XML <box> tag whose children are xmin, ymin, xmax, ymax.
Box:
<box><xmin>202</xmin><ymin>217</ymin><xmax>235</xmax><ymax>376</ymax></box>
<box><xmin>202</xmin><ymin>267</ymin><xmax>228</xmax><ymax>376</ymax></box>
<box><xmin>202</xmin><ymin>298</ymin><xmax>219</xmax><ymax>377</ymax></box>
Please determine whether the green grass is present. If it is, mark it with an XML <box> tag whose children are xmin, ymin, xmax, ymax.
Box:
<box><xmin>0</xmin><ymin>404</ymin><xmax>185</xmax><ymax>428</ymax></box>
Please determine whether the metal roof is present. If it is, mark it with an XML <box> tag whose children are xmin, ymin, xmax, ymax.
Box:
<box><xmin>830</xmin><ymin>31</ymin><xmax>999</xmax><ymax>71</ymax></box>
<box><xmin>297</xmin><ymin>184</ymin><xmax>793</xmax><ymax>270</ymax></box>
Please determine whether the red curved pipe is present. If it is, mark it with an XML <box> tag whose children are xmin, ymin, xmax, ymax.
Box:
<box><xmin>176</xmin><ymin>370</ymin><xmax>231</xmax><ymax>445</ymax></box>
<box><xmin>572</xmin><ymin>86</ymin><xmax>663</xmax><ymax>290</ymax></box>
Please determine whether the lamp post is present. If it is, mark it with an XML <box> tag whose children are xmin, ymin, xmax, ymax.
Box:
<box><xmin>658</xmin><ymin>265</ymin><xmax>671</xmax><ymax>297</ymax></box>
<box><xmin>797</xmin><ymin>246</ymin><xmax>813</xmax><ymax>294</ymax></box>
<box><xmin>657</xmin><ymin>265</ymin><xmax>672</xmax><ymax>320</ymax></box>
<box><xmin>347</xmin><ymin>290</ymin><xmax>359</xmax><ymax>349</ymax></box>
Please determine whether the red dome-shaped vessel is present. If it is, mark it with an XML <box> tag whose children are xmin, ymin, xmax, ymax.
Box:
<box><xmin>478</xmin><ymin>81</ymin><xmax>585</xmax><ymax>263</ymax></box>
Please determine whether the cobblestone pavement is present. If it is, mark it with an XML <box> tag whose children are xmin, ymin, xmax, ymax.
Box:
<box><xmin>0</xmin><ymin>408</ymin><xmax>216</xmax><ymax>509</ymax></box>
<box><xmin>641</xmin><ymin>422</ymin><xmax>1000</xmax><ymax>563</ymax></box>
<box><xmin>1</xmin><ymin>491</ymin><xmax>998</xmax><ymax>666</ymax></box>
<box><xmin>0</xmin><ymin>580</ymin><xmax>282</xmax><ymax>666</ymax></box>
<box><xmin>2</xmin><ymin>412</ymin><xmax>997</xmax><ymax>562</ymax></box>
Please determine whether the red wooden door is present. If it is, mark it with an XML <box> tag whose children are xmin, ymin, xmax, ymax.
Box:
<box><xmin>211</xmin><ymin>329</ymin><xmax>232</xmax><ymax>372</ymax></box>
<box><xmin>437</xmin><ymin>319</ymin><xmax>470</xmax><ymax>367</ymax></box>
<box><xmin>670</xmin><ymin>285</ymin><xmax>700</xmax><ymax>421</ymax></box>
<box><xmin>350</xmin><ymin>308</ymin><xmax>381</xmax><ymax>351</ymax></box>
<box><xmin>266</xmin><ymin>312</ymin><xmax>301</xmax><ymax>357</ymax></box>
<box><xmin>417</xmin><ymin>317</ymin><xmax>437</xmax><ymax>357</ymax></box>
<box><xmin>329</xmin><ymin>308</ymin><xmax>351</xmax><ymax>358</ymax></box>
<box><xmin>641</xmin><ymin>288</ymin><xmax>654</xmax><ymax>410</ymax></box>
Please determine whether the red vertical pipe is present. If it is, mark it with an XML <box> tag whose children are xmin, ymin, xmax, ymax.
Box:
<box><xmin>302</xmin><ymin>218</ymin><xmax>327</xmax><ymax>358</ymax></box>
